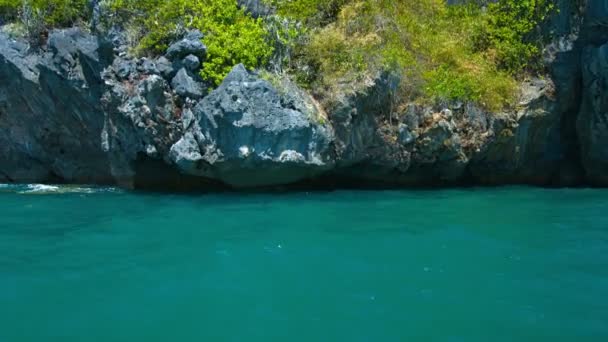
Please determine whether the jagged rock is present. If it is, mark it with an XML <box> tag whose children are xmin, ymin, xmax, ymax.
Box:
<box><xmin>0</xmin><ymin>0</ymin><xmax>604</xmax><ymax>190</ymax></box>
<box><xmin>138</xmin><ymin>58</ymin><xmax>158</xmax><ymax>75</ymax></box>
<box><xmin>398</xmin><ymin>124</ymin><xmax>415</xmax><ymax>145</ymax></box>
<box><xmin>156</xmin><ymin>56</ymin><xmax>176</xmax><ymax>79</ymax></box>
<box><xmin>170</xmin><ymin>64</ymin><xmax>335</xmax><ymax>187</ymax></box>
<box><xmin>183</xmin><ymin>54</ymin><xmax>200</xmax><ymax>71</ymax></box>
<box><xmin>114</xmin><ymin>58</ymin><xmax>136</xmax><ymax>80</ymax></box>
<box><xmin>166</xmin><ymin>30</ymin><xmax>207</xmax><ymax>61</ymax></box>
<box><xmin>169</xmin><ymin>132</ymin><xmax>204</xmax><ymax>174</ymax></box>
<box><xmin>463</xmin><ymin>103</ymin><xmax>489</xmax><ymax>131</ymax></box>
<box><xmin>171</xmin><ymin>68</ymin><xmax>204</xmax><ymax>99</ymax></box>
<box><xmin>101</xmin><ymin>70</ymin><xmax>182</xmax><ymax>188</ymax></box>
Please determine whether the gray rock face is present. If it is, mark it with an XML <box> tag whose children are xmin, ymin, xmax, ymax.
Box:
<box><xmin>1</xmin><ymin>0</ymin><xmax>607</xmax><ymax>189</ymax></box>
<box><xmin>183</xmin><ymin>54</ymin><xmax>200</xmax><ymax>71</ymax></box>
<box><xmin>577</xmin><ymin>43</ymin><xmax>608</xmax><ymax>185</ymax></box>
<box><xmin>328</xmin><ymin>72</ymin><xmax>409</xmax><ymax>171</ymax></box>
<box><xmin>101</xmin><ymin>60</ymin><xmax>183</xmax><ymax>188</ymax></box>
<box><xmin>468</xmin><ymin>80</ymin><xmax>566</xmax><ymax>185</ymax></box>
<box><xmin>0</xmin><ymin>28</ymin><xmax>113</xmax><ymax>184</ymax></box>
<box><xmin>583</xmin><ymin>0</ymin><xmax>608</xmax><ymax>44</ymax></box>
<box><xmin>114</xmin><ymin>58</ymin><xmax>135</xmax><ymax>79</ymax></box>
<box><xmin>155</xmin><ymin>56</ymin><xmax>176</xmax><ymax>79</ymax></box>
<box><xmin>139</xmin><ymin>58</ymin><xmax>158</xmax><ymax>75</ymax></box>
<box><xmin>171</xmin><ymin>68</ymin><xmax>204</xmax><ymax>99</ymax></box>
<box><xmin>398</xmin><ymin>124</ymin><xmax>415</xmax><ymax>145</ymax></box>
<box><xmin>169</xmin><ymin>64</ymin><xmax>335</xmax><ymax>187</ymax></box>
<box><xmin>407</xmin><ymin>110</ymin><xmax>468</xmax><ymax>183</ymax></box>
<box><xmin>339</xmin><ymin>77</ymin><xmax>576</xmax><ymax>187</ymax></box>
<box><xmin>169</xmin><ymin>132</ymin><xmax>203</xmax><ymax>174</ymax></box>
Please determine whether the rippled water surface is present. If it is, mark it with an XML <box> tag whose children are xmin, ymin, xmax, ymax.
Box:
<box><xmin>1</xmin><ymin>185</ymin><xmax>607</xmax><ymax>341</ymax></box>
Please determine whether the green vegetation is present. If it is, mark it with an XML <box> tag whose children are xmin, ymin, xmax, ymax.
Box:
<box><xmin>0</xmin><ymin>0</ymin><xmax>89</xmax><ymax>27</ymax></box>
<box><xmin>266</xmin><ymin>0</ymin><xmax>348</xmax><ymax>25</ymax></box>
<box><xmin>270</xmin><ymin>0</ymin><xmax>554</xmax><ymax>110</ymax></box>
<box><xmin>476</xmin><ymin>0</ymin><xmax>555</xmax><ymax>73</ymax></box>
<box><xmin>0</xmin><ymin>0</ymin><xmax>89</xmax><ymax>45</ymax></box>
<box><xmin>109</xmin><ymin>0</ymin><xmax>273</xmax><ymax>85</ymax></box>
<box><xmin>0</xmin><ymin>0</ymin><xmax>555</xmax><ymax>110</ymax></box>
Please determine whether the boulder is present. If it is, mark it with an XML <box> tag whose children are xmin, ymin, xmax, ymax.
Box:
<box><xmin>170</xmin><ymin>64</ymin><xmax>335</xmax><ymax>187</ymax></box>
<box><xmin>114</xmin><ymin>58</ymin><xmax>136</xmax><ymax>80</ymax></box>
<box><xmin>183</xmin><ymin>54</ymin><xmax>200</xmax><ymax>72</ymax></box>
<box><xmin>156</xmin><ymin>56</ymin><xmax>177</xmax><ymax>79</ymax></box>
<box><xmin>171</xmin><ymin>68</ymin><xmax>204</xmax><ymax>99</ymax></box>
<box><xmin>169</xmin><ymin>132</ymin><xmax>204</xmax><ymax>174</ymax></box>
<box><xmin>166</xmin><ymin>30</ymin><xmax>207</xmax><ymax>61</ymax></box>
<box><xmin>138</xmin><ymin>58</ymin><xmax>159</xmax><ymax>75</ymax></box>
<box><xmin>398</xmin><ymin>124</ymin><xmax>415</xmax><ymax>145</ymax></box>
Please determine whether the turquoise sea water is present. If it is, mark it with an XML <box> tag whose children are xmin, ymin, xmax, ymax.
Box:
<box><xmin>1</xmin><ymin>184</ymin><xmax>607</xmax><ymax>341</ymax></box>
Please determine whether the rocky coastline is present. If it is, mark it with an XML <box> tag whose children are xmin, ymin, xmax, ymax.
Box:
<box><xmin>1</xmin><ymin>0</ymin><xmax>607</xmax><ymax>190</ymax></box>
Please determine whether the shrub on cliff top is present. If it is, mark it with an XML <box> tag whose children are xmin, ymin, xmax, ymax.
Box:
<box><xmin>270</xmin><ymin>0</ymin><xmax>553</xmax><ymax>111</ymax></box>
<box><xmin>0</xmin><ymin>0</ymin><xmax>18</xmax><ymax>21</ymax></box>
<box><xmin>475</xmin><ymin>0</ymin><xmax>555</xmax><ymax>74</ymax></box>
<box><xmin>265</xmin><ymin>0</ymin><xmax>349</xmax><ymax>25</ymax></box>
<box><xmin>0</xmin><ymin>0</ymin><xmax>555</xmax><ymax>110</ymax></box>
<box><xmin>291</xmin><ymin>0</ymin><xmax>515</xmax><ymax>110</ymax></box>
<box><xmin>110</xmin><ymin>0</ymin><xmax>273</xmax><ymax>86</ymax></box>
<box><xmin>0</xmin><ymin>0</ymin><xmax>89</xmax><ymax>27</ymax></box>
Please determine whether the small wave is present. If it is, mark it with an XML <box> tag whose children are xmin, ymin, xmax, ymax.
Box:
<box><xmin>23</xmin><ymin>184</ymin><xmax>61</xmax><ymax>193</ymax></box>
<box><xmin>14</xmin><ymin>184</ymin><xmax>122</xmax><ymax>195</ymax></box>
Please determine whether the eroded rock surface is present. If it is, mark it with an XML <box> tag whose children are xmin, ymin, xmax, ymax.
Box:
<box><xmin>171</xmin><ymin>64</ymin><xmax>335</xmax><ymax>187</ymax></box>
<box><xmin>1</xmin><ymin>0</ymin><xmax>608</xmax><ymax>189</ymax></box>
<box><xmin>0</xmin><ymin>28</ymin><xmax>113</xmax><ymax>184</ymax></box>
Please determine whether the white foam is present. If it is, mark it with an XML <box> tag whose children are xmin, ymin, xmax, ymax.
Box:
<box><xmin>17</xmin><ymin>184</ymin><xmax>121</xmax><ymax>195</ymax></box>
<box><xmin>23</xmin><ymin>184</ymin><xmax>61</xmax><ymax>193</ymax></box>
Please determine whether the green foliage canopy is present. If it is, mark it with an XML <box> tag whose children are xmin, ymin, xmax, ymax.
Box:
<box><xmin>0</xmin><ymin>0</ymin><xmax>89</xmax><ymax>27</ymax></box>
<box><xmin>274</xmin><ymin>0</ymin><xmax>554</xmax><ymax>110</ymax></box>
<box><xmin>0</xmin><ymin>0</ymin><xmax>556</xmax><ymax>109</ymax></box>
<box><xmin>109</xmin><ymin>0</ymin><xmax>273</xmax><ymax>85</ymax></box>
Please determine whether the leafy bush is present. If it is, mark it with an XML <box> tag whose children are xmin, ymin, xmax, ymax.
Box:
<box><xmin>0</xmin><ymin>0</ymin><xmax>555</xmax><ymax>108</ymax></box>
<box><xmin>278</xmin><ymin>0</ymin><xmax>552</xmax><ymax>110</ymax></box>
<box><xmin>475</xmin><ymin>0</ymin><xmax>555</xmax><ymax>74</ymax></box>
<box><xmin>109</xmin><ymin>0</ymin><xmax>273</xmax><ymax>85</ymax></box>
<box><xmin>0</xmin><ymin>0</ymin><xmax>89</xmax><ymax>27</ymax></box>
<box><xmin>265</xmin><ymin>0</ymin><xmax>349</xmax><ymax>25</ymax></box>
<box><xmin>0</xmin><ymin>0</ymin><xmax>19</xmax><ymax>22</ymax></box>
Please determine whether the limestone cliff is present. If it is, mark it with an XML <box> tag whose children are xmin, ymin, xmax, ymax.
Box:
<box><xmin>0</xmin><ymin>1</ymin><xmax>606</xmax><ymax>190</ymax></box>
